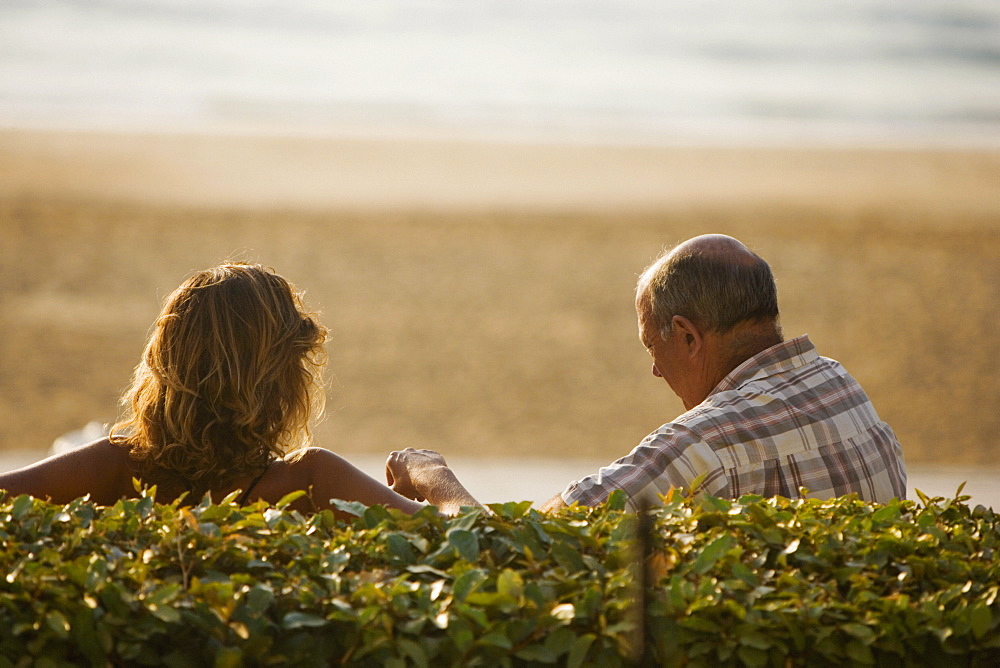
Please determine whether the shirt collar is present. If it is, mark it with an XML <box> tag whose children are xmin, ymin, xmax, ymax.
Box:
<box><xmin>708</xmin><ymin>334</ymin><xmax>817</xmax><ymax>397</ymax></box>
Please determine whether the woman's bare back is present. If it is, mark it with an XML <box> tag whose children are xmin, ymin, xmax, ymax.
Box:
<box><xmin>0</xmin><ymin>439</ymin><xmax>423</xmax><ymax>515</ymax></box>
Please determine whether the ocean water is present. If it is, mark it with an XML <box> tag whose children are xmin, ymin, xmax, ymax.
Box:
<box><xmin>1</xmin><ymin>0</ymin><xmax>998</xmax><ymax>145</ymax></box>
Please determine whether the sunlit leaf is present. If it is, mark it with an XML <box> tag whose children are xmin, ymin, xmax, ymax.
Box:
<box><xmin>10</xmin><ymin>495</ymin><xmax>33</xmax><ymax>520</ymax></box>
<box><xmin>497</xmin><ymin>569</ymin><xmax>524</xmax><ymax>601</ymax></box>
<box><xmin>690</xmin><ymin>534</ymin><xmax>736</xmax><ymax>574</ymax></box>
<box><xmin>551</xmin><ymin>602</ymin><xmax>575</xmax><ymax>622</ymax></box>
<box><xmin>273</xmin><ymin>490</ymin><xmax>306</xmax><ymax>509</ymax></box>
<box><xmin>149</xmin><ymin>605</ymin><xmax>181</xmax><ymax>624</ymax></box>
<box><xmin>330</xmin><ymin>498</ymin><xmax>367</xmax><ymax>517</ymax></box>
<box><xmin>447</xmin><ymin>528</ymin><xmax>480</xmax><ymax>562</ymax></box>
<box><xmin>386</xmin><ymin>533</ymin><xmax>417</xmax><ymax>564</ymax></box>
<box><xmin>281</xmin><ymin>612</ymin><xmax>327</xmax><ymax>629</ymax></box>
<box><xmin>605</xmin><ymin>489</ymin><xmax>628</xmax><ymax>511</ymax></box>
<box><xmin>453</xmin><ymin>569</ymin><xmax>488</xmax><ymax>602</ymax></box>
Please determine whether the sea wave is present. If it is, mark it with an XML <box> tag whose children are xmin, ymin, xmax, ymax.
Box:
<box><xmin>1</xmin><ymin>0</ymin><xmax>998</xmax><ymax>144</ymax></box>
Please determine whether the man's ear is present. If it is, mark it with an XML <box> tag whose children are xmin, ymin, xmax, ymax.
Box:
<box><xmin>670</xmin><ymin>315</ymin><xmax>703</xmax><ymax>357</ymax></box>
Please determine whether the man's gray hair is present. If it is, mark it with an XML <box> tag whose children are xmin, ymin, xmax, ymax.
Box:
<box><xmin>640</xmin><ymin>247</ymin><xmax>779</xmax><ymax>338</ymax></box>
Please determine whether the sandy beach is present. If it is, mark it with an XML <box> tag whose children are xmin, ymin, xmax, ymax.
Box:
<box><xmin>1</xmin><ymin>128</ymin><xmax>998</xmax><ymax>480</ymax></box>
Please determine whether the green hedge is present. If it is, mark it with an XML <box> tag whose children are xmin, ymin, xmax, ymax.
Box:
<box><xmin>0</xmin><ymin>486</ymin><xmax>998</xmax><ymax>666</ymax></box>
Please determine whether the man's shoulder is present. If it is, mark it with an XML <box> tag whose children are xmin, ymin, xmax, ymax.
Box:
<box><xmin>645</xmin><ymin>403</ymin><xmax>732</xmax><ymax>447</ymax></box>
<box><xmin>717</xmin><ymin>344</ymin><xmax>853</xmax><ymax>405</ymax></box>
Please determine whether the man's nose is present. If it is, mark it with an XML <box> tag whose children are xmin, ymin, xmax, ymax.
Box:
<box><xmin>652</xmin><ymin>363</ymin><xmax>662</xmax><ymax>378</ymax></box>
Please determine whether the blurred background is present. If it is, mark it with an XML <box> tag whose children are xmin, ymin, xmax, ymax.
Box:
<box><xmin>1</xmin><ymin>0</ymin><xmax>998</xmax><ymax>505</ymax></box>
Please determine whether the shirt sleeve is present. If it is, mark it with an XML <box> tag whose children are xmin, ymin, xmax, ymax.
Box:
<box><xmin>560</xmin><ymin>423</ymin><xmax>725</xmax><ymax>511</ymax></box>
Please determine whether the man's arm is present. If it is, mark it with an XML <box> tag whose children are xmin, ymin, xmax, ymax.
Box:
<box><xmin>539</xmin><ymin>493</ymin><xmax>568</xmax><ymax>513</ymax></box>
<box><xmin>385</xmin><ymin>448</ymin><xmax>483</xmax><ymax>515</ymax></box>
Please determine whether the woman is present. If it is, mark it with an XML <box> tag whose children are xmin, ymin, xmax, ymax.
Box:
<box><xmin>0</xmin><ymin>263</ymin><xmax>423</xmax><ymax>515</ymax></box>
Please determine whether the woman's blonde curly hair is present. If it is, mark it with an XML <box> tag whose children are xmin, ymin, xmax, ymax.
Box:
<box><xmin>110</xmin><ymin>263</ymin><xmax>327</xmax><ymax>497</ymax></box>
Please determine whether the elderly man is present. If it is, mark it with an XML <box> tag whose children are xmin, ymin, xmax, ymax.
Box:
<box><xmin>386</xmin><ymin>234</ymin><xmax>907</xmax><ymax>513</ymax></box>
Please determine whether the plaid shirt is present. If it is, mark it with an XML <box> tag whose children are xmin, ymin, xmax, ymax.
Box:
<box><xmin>562</xmin><ymin>335</ymin><xmax>907</xmax><ymax>510</ymax></box>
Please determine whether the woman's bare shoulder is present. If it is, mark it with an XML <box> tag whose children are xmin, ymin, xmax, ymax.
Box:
<box><xmin>249</xmin><ymin>447</ymin><xmax>421</xmax><ymax>515</ymax></box>
<box><xmin>0</xmin><ymin>437</ymin><xmax>134</xmax><ymax>505</ymax></box>
<box><xmin>238</xmin><ymin>447</ymin><xmax>325</xmax><ymax>511</ymax></box>
<box><xmin>263</xmin><ymin>447</ymin><xmax>352</xmax><ymax>488</ymax></box>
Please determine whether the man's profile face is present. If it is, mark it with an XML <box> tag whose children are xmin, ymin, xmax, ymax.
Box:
<box><xmin>636</xmin><ymin>295</ymin><xmax>683</xmax><ymax>398</ymax></box>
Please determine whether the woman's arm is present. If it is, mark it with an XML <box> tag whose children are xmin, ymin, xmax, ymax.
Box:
<box><xmin>0</xmin><ymin>438</ymin><xmax>132</xmax><ymax>505</ymax></box>
<box><xmin>282</xmin><ymin>447</ymin><xmax>426</xmax><ymax>515</ymax></box>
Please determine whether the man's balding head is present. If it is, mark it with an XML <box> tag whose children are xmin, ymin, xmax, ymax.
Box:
<box><xmin>669</xmin><ymin>234</ymin><xmax>761</xmax><ymax>265</ymax></box>
<box><xmin>637</xmin><ymin>234</ymin><xmax>780</xmax><ymax>340</ymax></box>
